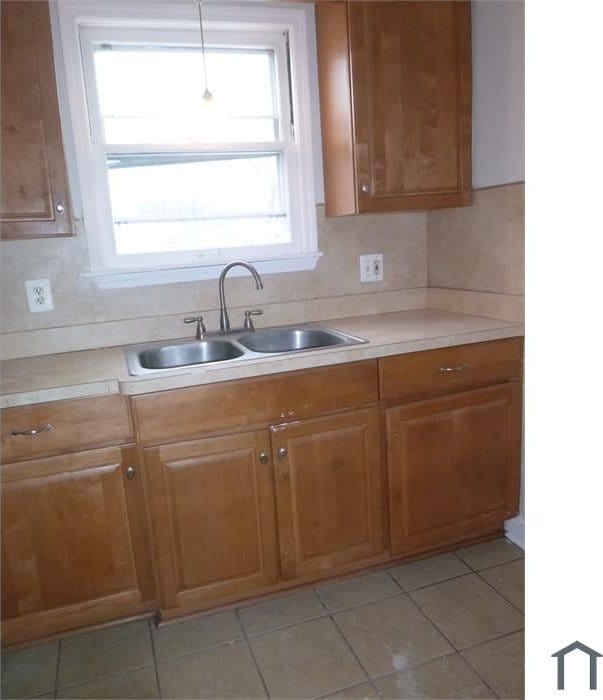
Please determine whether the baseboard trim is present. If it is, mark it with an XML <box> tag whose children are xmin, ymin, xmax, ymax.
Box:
<box><xmin>504</xmin><ymin>515</ymin><xmax>525</xmax><ymax>550</ymax></box>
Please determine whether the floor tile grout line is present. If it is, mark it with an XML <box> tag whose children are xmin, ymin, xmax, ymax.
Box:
<box><xmin>310</xmin><ymin>589</ymin><xmax>406</xmax><ymax>617</ymax></box>
<box><xmin>368</xmin><ymin>647</ymin><xmax>459</xmax><ymax>684</ymax></box>
<box><xmin>460</xmin><ymin>627</ymin><xmax>525</xmax><ymax>654</ymax></box>
<box><xmin>390</xmin><ymin>569</ymin><xmax>476</xmax><ymax>594</ymax></box>
<box><xmin>456</xmin><ymin>649</ymin><xmax>501</xmax><ymax>699</ymax></box>
<box><xmin>53</xmin><ymin>662</ymin><xmax>158</xmax><ymax>693</ymax></box>
<box><xmin>234</xmin><ymin>607</ymin><xmax>271</xmax><ymax>699</ymax></box>
<box><xmin>314</xmin><ymin>586</ymin><xmax>382</xmax><ymax>698</ymax></box>
<box><xmin>475</xmin><ymin>569</ymin><xmax>525</xmax><ymax>616</ymax></box>
<box><xmin>52</xmin><ymin>638</ymin><xmax>61</xmax><ymax>699</ymax></box>
<box><xmin>147</xmin><ymin>617</ymin><xmax>163</xmax><ymax>700</ymax></box>
<box><xmin>471</xmin><ymin>555</ymin><xmax>524</xmax><ymax>574</ymax></box>
<box><xmin>401</xmin><ymin>588</ymin><xmax>509</xmax><ymax>700</ymax></box>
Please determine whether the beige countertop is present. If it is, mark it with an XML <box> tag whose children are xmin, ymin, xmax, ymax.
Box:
<box><xmin>0</xmin><ymin>309</ymin><xmax>523</xmax><ymax>408</ymax></box>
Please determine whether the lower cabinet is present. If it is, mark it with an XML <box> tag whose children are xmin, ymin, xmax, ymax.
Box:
<box><xmin>386</xmin><ymin>383</ymin><xmax>522</xmax><ymax>556</ymax></box>
<box><xmin>1</xmin><ymin>445</ymin><xmax>156</xmax><ymax>644</ymax></box>
<box><xmin>271</xmin><ymin>408</ymin><xmax>384</xmax><ymax>580</ymax></box>
<box><xmin>144</xmin><ymin>430</ymin><xmax>280</xmax><ymax>613</ymax></box>
<box><xmin>144</xmin><ymin>407</ymin><xmax>385</xmax><ymax>614</ymax></box>
<box><xmin>1</xmin><ymin>341</ymin><xmax>524</xmax><ymax>642</ymax></box>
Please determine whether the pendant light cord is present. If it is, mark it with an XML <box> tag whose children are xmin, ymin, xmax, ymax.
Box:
<box><xmin>197</xmin><ymin>0</ymin><xmax>212</xmax><ymax>99</ymax></box>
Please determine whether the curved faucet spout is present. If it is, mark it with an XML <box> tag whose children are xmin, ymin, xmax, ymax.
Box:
<box><xmin>218</xmin><ymin>261</ymin><xmax>264</xmax><ymax>332</ymax></box>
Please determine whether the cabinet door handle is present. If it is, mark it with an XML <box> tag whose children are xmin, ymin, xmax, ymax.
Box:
<box><xmin>125</xmin><ymin>466</ymin><xmax>136</xmax><ymax>480</ymax></box>
<box><xmin>439</xmin><ymin>363</ymin><xmax>469</xmax><ymax>374</ymax></box>
<box><xmin>278</xmin><ymin>447</ymin><xmax>288</xmax><ymax>459</ymax></box>
<box><xmin>259</xmin><ymin>452</ymin><xmax>270</xmax><ymax>464</ymax></box>
<box><xmin>10</xmin><ymin>424</ymin><xmax>53</xmax><ymax>436</ymax></box>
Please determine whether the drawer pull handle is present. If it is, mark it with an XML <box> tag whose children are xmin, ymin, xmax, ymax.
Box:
<box><xmin>125</xmin><ymin>466</ymin><xmax>136</xmax><ymax>480</ymax></box>
<box><xmin>278</xmin><ymin>447</ymin><xmax>288</xmax><ymax>459</ymax></box>
<box><xmin>10</xmin><ymin>424</ymin><xmax>53</xmax><ymax>436</ymax></box>
<box><xmin>439</xmin><ymin>363</ymin><xmax>469</xmax><ymax>374</ymax></box>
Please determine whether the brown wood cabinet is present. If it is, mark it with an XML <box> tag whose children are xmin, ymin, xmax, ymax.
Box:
<box><xmin>1</xmin><ymin>1</ymin><xmax>72</xmax><ymax>238</ymax></box>
<box><xmin>144</xmin><ymin>431</ymin><xmax>280</xmax><ymax>615</ymax></box>
<box><xmin>316</xmin><ymin>1</ymin><xmax>472</xmax><ymax>215</ymax></box>
<box><xmin>1</xmin><ymin>445</ymin><xmax>156</xmax><ymax>645</ymax></box>
<box><xmin>1</xmin><ymin>339</ymin><xmax>523</xmax><ymax>642</ymax></box>
<box><xmin>271</xmin><ymin>408</ymin><xmax>385</xmax><ymax>580</ymax></box>
<box><xmin>381</xmin><ymin>338</ymin><xmax>522</xmax><ymax>556</ymax></box>
<box><xmin>139</xmin><ymin>372</ymin><xmax>386</xmax><ymax>615</ymax></box>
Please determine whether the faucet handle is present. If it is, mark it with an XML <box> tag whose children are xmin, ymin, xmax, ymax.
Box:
<box><xmin>183</xmin><ymin>315</ymin><xmax>206</xmax><ymax>340</ymax></box>
<box><xmin>244</xmin><ymin>309</ymin><xmax>263</xmax><ymax>331</ymax></box>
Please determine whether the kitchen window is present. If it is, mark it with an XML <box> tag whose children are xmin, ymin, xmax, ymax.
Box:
<box><xmin>54</xmin><ymin>2</ymin><xmax>319</xmax><ymax>288</ymax></box>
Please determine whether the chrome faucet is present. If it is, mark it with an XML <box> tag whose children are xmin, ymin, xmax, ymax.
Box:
<box><xmin>218</xmin><ymin>261</ymin><xmax>263</xmax><ymax>332</ymax></box>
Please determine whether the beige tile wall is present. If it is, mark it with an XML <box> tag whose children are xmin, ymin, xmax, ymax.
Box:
<box><xmin>427</xmin><ymin>183</ymin><xmax>524</xmax><ymax>322</ymax></box>
<box><xmin>0</xmin><ymin>184</ymin><xmax>525</xmax><ymax>359</ymax></box>
<box><xmin>0</xmin><ymin>206</ymin><xmax>428</xmax><ymax>358</ymax></box>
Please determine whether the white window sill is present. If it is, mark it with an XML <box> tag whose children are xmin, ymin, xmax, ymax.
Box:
<box><xmin>82</xmin><ymin>253</ymin><xmax>323</xmax><ymax>289</ymax></box>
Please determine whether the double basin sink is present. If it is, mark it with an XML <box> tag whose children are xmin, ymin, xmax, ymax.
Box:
<box><xmin>126</xmin><ymin>325</ymin><xmax>367</xmax><ymax>376</ymax></box>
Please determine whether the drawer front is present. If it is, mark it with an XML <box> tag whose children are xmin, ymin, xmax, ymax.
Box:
<box><xmin>379</xmin><ymin>337</ymin><xmax>523</xmax><ymax>404</ymax></box>
<box><xmin>1</xmin><ymin>395</ymin><xmax>133</xmax><ymax>462</ymax></box>
<box><xmin>133</xmin><ymin>360</ymin><xmax>379</xmax><ymax>445</ymax></box>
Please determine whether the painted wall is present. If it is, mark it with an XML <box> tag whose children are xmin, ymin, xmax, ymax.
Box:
<box><xmin>472</xmin><ymin>0</ymin><xmax>525</xmax><ymax>188</ymax></box>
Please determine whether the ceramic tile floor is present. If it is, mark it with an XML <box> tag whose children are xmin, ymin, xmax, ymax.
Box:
<box><xmin>1</xmin><ymin>538</ymin><xmax>524</xmax><ymax>700</ymax></box>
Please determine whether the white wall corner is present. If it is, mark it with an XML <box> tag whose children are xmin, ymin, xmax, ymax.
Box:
<box><xmin>505</xmin><ymin>515</ymin><xmax>525</xmax><ymax>550</ymax></box>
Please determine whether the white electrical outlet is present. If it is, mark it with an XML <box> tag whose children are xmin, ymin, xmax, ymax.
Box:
<box><xmin>359</xmin><ymin>254</ymin><xmax>384</xmax><ymax>282</ymax></box>
<box><xmin>25</xmin><ymin>279</ymin><xmax>54</xmax><ymax>313</ymax></box>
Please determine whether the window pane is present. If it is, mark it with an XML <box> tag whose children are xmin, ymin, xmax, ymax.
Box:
<box><xmin>107</xmin><ymin>153</ymin><xmax>290</xmax><ymax>255</ymax></box>
<box><xmin>94</xmin><ymin>46</ymin><xmax>278</xmax><ymax>143</ymax></box>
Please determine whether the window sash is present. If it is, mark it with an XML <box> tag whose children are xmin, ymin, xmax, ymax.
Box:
<box><xmin>54</xmin><ymin>0</ymin><xmax>319</xmax><ymax>282</ymax></box>
<box><xmin>79</xmin><ymin>26</ymin><xmax>292</xmax><ymax>147</ymax></box>
<box><xmin>77</xmin><ymin>24</ymin><xmax>298</xmax><ymax>268</ymax></box>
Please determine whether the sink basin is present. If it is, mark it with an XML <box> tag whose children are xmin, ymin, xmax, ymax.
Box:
<box><xmin>125</xmin><ymin>325</ymin><xmax>367</xmax><ymax>376</ymax></box>
<box><xmin>237</xmin><ymin>327</ymin><xmax>364</xmax><ymax>354</ymax></box>
<box><xmin>130</xmin><ymin>340</ymin><xmax>243</xmax><ymax>373</ymax></box>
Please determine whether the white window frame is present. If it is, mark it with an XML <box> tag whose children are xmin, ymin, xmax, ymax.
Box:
<box><xmin>53</xmin><ymin>1</ymin><xmax>320</xmax><ymax>289</ymax></box>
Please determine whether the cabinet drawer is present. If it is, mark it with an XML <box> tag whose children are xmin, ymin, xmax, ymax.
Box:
<box><xmin>133</xmin><ymin>360</ymin><xmax>379</xmax><ymax>445</ymax></box>
<box><xmin>1</xmin><ymin>395</ymin><xmax>133</xmax><ymax>462</ymax></box>
<box><xmin>379</xmin><ymin>338</ymin><xmax>523</xmax><ymax>404</ymax></box>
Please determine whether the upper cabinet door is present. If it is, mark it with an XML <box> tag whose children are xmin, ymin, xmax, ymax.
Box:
<box><xmin>1</xmin><ymin>1</ymin><xmax>72</xmax><ymax>239</ymax></box>
<box><xmin>317</xmin><ymin>1</ymin><xmax>472</xmax><ymax>215</ymax></box>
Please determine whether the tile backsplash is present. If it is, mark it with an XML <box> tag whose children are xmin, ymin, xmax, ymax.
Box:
<box><xmin>0</xmin><ymin>183</ymin><xmax>524</xmax><ymax>359</ymax></box>
<box><xmin>427</xmin><ymin>183</ymin><xmax>524</xmax><ymax>322</ymax></box>
<box><xmin>0</xmin><ymin>206</ymin><xmax>428</xmax><ymax>359</ymax></box>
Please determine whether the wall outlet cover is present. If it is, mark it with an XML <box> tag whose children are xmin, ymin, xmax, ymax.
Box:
<box><xmin>359</xmin><ymin>253</ymin><xmax>384</xmax><ymax>282</ymax></box>
<box><xmin>25</xmin><ymin>279</ymin><xmax>54</xmax><ymax>313</ymax></box>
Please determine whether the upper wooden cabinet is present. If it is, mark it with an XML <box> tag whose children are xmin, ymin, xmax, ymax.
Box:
<box><xmin>1</xmin><ymin>1</ymin><xmax>72</xmax><ymax>239</ymax></box>
<box><xmin>316</xmin><ymin>1</ymin><xmax>472</xmax><ymax>215</ymax></box>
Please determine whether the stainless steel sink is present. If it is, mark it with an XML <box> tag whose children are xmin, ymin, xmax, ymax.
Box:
<box><xmin>126</xmin><ymin>324</ymin><xmax>367</xmax><ymax>376</ymax></box>
<box><xmin>237</xmin><ymin>327</ymin><xmax>363</xmax><ymax>354</ymax></box>
<box><xmin>128</xmin><ymin>339</ymin><xmax>244</xmax><ymax>374</ymax></box>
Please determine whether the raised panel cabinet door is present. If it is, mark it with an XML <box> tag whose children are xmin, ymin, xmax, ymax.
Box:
<box><xmin>271</xmin><ymin>408</ymin><xmax>385</xmax><ymax>580</ymax></box>
<box><xmin>349</xmin><ymin>1</ymin><xmax>472</xmax><ymax>212</ymax></box>
<box><xmin>317</xmin><ymin>1</ymin><xmax>472</xmax><ymax>215</ymax></box>
<box><xmin>1</xmin><ymin>445</ymin><xmax>156</xmax><ymax>645</ymax></box>
<box><xmin>1</xmin><ymin>1</ymin><xmax>72</xmax><ymax>238</ymax></box>
<box><xmin>144</xmin><ymin>431</ymin><xmax>279</xmax><ymax>613</ymax></box>
<box><xmin>387</xmin><ymin>383</ymin><xmax>522</xmax><ymax>556</ymax></box>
